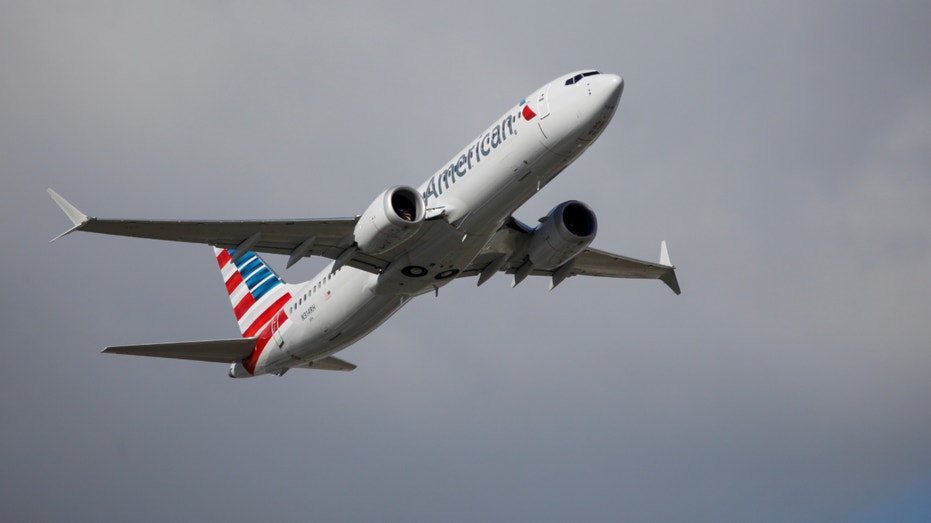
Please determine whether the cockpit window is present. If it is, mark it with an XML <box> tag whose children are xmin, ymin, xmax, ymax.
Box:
<box><xmin>565</xmin><ymin>71</ymin><xmax>600</xmax><ymax>85</ymax></box>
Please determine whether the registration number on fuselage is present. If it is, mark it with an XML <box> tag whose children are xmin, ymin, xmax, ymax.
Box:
<box><xmin>300</xmin><ymin>304</ymin><xmax>316</xmax><ymax>321</ymax></box>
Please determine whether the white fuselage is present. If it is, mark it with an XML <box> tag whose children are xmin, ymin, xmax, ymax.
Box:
<box><xmin>243</xmin><ymin>72</ymin><xmax>624</xmax><ymax>377</ymax></box>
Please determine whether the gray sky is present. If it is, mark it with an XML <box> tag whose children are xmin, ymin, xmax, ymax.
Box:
<box><xmin>2</xmin><ymin>2</ymin><xmax>930</xmax><ymax>521</ymax></box>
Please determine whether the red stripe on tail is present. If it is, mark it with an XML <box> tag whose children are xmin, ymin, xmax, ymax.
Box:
<box><xmin>225</xmin><ymin>271</ymin><xmax>243</xmax><ymax>295</ymax></box>
<box><xmin>234</xmin><ymin>293</ymin><xmax>256</xmax><ymax>320</ymax></box>
<box><xmin>243</xmin><ymin>294</ymin><xmax>291</xmax><ymax>338</ymax></box>
<box><xmin>216</xmin><ymin>248</ymin><xmax>231</xmax><ymax>267</ymax></box>
<box><xmin>243</xmin><ymin>309</ymin><xmax>289</xmax><ymax>375</ymax></box>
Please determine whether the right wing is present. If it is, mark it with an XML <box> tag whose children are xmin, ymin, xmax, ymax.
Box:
<box><xmin>47</xmin><ymin>189</ymin><xmax>388</xmax><ymax>273</ymax></box>
<box><xmin>460</xmin><ymin>217</ymin><xmax>681</xmax><ymax>294</ymax></box>
<box><xmin>563</xmin><ymin>245</ymin><xmax>681</xmax><ymax>295</ymax></box>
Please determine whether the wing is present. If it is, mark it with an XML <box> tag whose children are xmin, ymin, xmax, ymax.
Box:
<box><xmin>103</xmin><ymin>338</ymin><xmax>258</xmax><ymax>363</ymax></box>
<box><xmin>48</xmin><ymin>189</ymin><xmax>388</xmax><ymax>272</ymax></box>
<box><xmin>562</xmin><ymin>246</ymin><xmax>681</xmax><ymax>294</ymax></box>
<box><xmin>461</xmin><ymin>217</ymin><xmax>681</xmax><ymax>294</ymax></box>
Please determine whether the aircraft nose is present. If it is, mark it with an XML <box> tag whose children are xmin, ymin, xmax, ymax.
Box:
<box><xmin>603</xmin><ymin>74</ymin><xmax>624</xmax><ymax>104</ymax></box>
<box><xmin>589</xmin><ymin>73</ymin><xmax>623</xmax><ymax>108</ymax></box>
<box><xmin>537</xmin><ymin>72</ymin><xmax>625</xmax><ymax>156</ymax></box>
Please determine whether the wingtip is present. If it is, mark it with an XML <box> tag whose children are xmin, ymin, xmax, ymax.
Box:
<box><xmin>660</xmin><ymin>240</ymin><xmax>672</xmax><ymax>267</ymax></box>
<box><xmin>661</xmin><ymin>270</ymin><xmax>682</xmax><ymax>295</ymax></box>
<box><xmin>48</xmin><ymin>189</ymin><xmax>91</xmax><ymax>242</ymax></box>
<box><xmin>47</xmin><ymin>188</ymin><xmax>88</xmax><ymax>227</ymax></box>
<box><xmin>658</xmin><ymin>241</ymin><xmax>681</xmax><ymax>295</ymax></box>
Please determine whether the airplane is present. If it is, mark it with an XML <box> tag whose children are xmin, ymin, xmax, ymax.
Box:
<box><xmin>49</xmin><ymin>70</ymin><xmax>680</xmax><ymax>378</ymax></box>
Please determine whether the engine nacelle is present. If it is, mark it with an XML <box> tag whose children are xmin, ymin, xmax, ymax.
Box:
<box><xmin>354</xmin><ymin>186</ymin><xmax>426</xmax><ymax>255</ymax></box>
<box><xmin>528</xmin><ymin>200</ymin><xmax>597</xmax><ymax>269</ymax></box>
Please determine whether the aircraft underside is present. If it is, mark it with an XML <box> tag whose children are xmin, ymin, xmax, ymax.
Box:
<box><xmin>49</xmin><ymin>70</ymin><xmax>679</xmax><ymax>378</ymax></box>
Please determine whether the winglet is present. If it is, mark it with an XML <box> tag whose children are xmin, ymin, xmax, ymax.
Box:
<box><xmin>47</xmin><ymin>188</ymin><xmax>89</xmax><ymax>242</ymax></box>
<box><xmin>658</xmin><ymin>240</ymin><xmax>681</xmax><ymax>295</ymax></box>
<box><xmin>660</xmin><ymin>240</ymin><xmax>671</xmax><ymax>267</ymax></box>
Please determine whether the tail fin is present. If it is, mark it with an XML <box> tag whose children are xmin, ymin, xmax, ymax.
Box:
<box><xmin>213</xmin><ymin>247</ymin><xmax>292</xmax><ymax>338</ymax></box>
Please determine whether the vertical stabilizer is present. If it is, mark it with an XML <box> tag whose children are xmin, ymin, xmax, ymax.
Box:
<box><xmin>213</xmin><ymin>247</ymin><xmax>292</xmax><ymax>338</ymax></box>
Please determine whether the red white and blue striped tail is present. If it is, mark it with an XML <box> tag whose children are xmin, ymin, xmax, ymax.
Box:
<box><xmin>214</xmin><ymin>247</ymin><xmax>292</xmax><ymax>339</ymax></box>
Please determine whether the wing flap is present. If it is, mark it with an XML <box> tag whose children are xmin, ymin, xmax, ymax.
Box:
<box><xmin>103</xmin><ymin>338</ymin><xmax>258</xmax><ymax>363</ymax></box>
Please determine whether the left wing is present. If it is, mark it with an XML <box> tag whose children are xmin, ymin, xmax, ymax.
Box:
<box><xmin>48</xmin><ymin>189</ymin><xmax>388</xmax><ymax>272</ymax></box>
<box><xmin>461</xmin><ymin>217</ymin><xmax>681</xmax><ymax>294</ymax></box>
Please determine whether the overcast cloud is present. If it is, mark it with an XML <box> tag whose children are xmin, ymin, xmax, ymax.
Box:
<box><xmin>2</xmin><ymin>2</ymin><xmax>930</xmax><ymax>521</ymax></box>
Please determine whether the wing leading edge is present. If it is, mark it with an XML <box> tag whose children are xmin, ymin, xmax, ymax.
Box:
<box><xmin>49</xmin><ymin>190</ymin><xmax>678</xmax><ymax>293</ymax></box>
<box><xmin>47</xmin><ymin>189</ymin><xmax>386</xmax><ymax>273</ymax></box>
<box><xmin>462</xmin><ymin>217</ymin><xmax>681</xmax><ymax>294</ymax></box>
<box><xmin>560</xmin><ymin>244</ymin><xmax>681</xmax><ymax>294</ymax></box>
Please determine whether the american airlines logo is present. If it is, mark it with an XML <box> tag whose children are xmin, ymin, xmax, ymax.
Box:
<box><xmin>521</xmin><ymin>100</ymin><xmax>537</xmax><ymax>121</ymax></box>
<box><xmin>422</xmin><ymin>112</ymin><xmax>520</xmax><ymax>205</ymax></box>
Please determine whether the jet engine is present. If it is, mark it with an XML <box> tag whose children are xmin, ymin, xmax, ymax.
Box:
<box><xmin>527</xmin><ymin>200</ymin><xmax>597</xmax><ymax>269</ymax></box>
<box><xmin>354</xmin><ymin>186</ymin><xmax>426</xmax><ymax>255</ymax></box>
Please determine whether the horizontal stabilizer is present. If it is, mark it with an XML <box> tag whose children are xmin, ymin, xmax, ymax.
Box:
<box><xmin>304</xmin><ymin>356</ymin><xmax>357</xmax><ymax>371</ymax></box>
<box><xmin>103</xmin><ymin>338</ymin><xmax>257</xmax><ymax>363</ymax></box>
